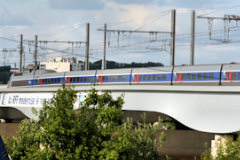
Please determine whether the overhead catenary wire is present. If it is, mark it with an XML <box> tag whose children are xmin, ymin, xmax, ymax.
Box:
<box><xmin>1</xmin><ymin>4</ymin><xmax>240</xmax><ymax>67</ymax></box>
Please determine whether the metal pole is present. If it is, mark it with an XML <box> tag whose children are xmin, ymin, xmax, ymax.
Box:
<box><xmin>170</xmin><ymin>9</ymin><xmax>176</xmax><ymax>66</ymax></box>
<box><xmin>102</xmin><ymin>24</ymin><xmax>107</xmax><ymax>70</ymax></box>
<box><xmin>190</xmin><ymin>10</ymin><xmax>195</xmax><ymax>65</ymax></box>
<box><xmin>85</xmin><ymin>23</ymin><xmax>90</xmax><ymax>70</ymax></box>
<box><xmin>34</xmin><ymin>35</ymin><xmax>38</xmax><ymax>69</ymax></box>
<box><xmin>19</xmin><ymin>34</ymin><xmax>23</xmax><ymax>72</ymax></box>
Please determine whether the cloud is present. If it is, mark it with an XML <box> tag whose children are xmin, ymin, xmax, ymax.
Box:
<box><xmin>110</xmin><ymin>0</ymin><xmax>237</xmax><ymax>9</ymax></box>
<box><xmin>0</xmin><ymin>6</ymin><xmax>31</xmax><ymax>25</ymax></box>
<box><xmin>110</xmin><ymin>0</ymin><xmax>157</xmax><ymax>5</ymax></box>
<box><xmin>48</xmin><ymin>0</ymin><xmax>105</xmax><ymax>10</ymax></box>
<box><xmin>94</xmin><ymin>2</ymin><xmax>172</xmax><ymax>31</ymax></box>
<box><xmin>157</xmin><ymin>0</ymin><xmax>229</xmax><ymax>9</ymax></box>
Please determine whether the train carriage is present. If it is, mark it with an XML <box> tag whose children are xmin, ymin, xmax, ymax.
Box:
<box><xmin>8</xmin><ymin>63</ymin><xmax>240</xmax><ymax>88</ymax></box>
<box><xmin>131</xmin><ymin>67</ymin><xmax>173</xmax><ymax>85</ymax></box>
<box><xmin>95</xmin><ymin>68</ymin><xmax>132</xmax><ymax>85</ymax></box>
<box><xmin>173</xmin><ymin>64</ymin><xmax>222</xmax><ymax>86</ymax></box>
<box><xmin>9</xmin><ymin>72</ymin><xmax>34</xmax><ymax>87</ymax></box>
<box><xmin>33</xmin><ymin>71</ymin><xmax>65</xmax><ymax>86</ymax></box>
<box><xmin>65</xmin><ymin>70</ymin><xmax>97</xmax><ymax>85</ymax></box>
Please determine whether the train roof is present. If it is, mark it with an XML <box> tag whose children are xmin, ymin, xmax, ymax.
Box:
<box><xmin>174</xmin><ymin>64</ymin><xmax>222</xmax><ymax>72</ymax></box>
<box><xmin>132</xmin><ymin>66</ymin><xmax>173</xmax><ymax>74</ymax></box>
<box><xmin>222</xmin><ymin>64</ymin><xmax>240</xmax><ymax>71</ymax></box>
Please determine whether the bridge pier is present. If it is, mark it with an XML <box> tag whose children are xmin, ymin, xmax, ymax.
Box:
<box><xmin>211</xmin><ymin>134</ymin><xmax>234</xmax><ymax>158</ymax></box>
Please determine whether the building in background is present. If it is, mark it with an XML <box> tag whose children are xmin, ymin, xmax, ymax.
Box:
<box><xmin>40</xmin><ymin>57</ymin><xmax>84</xmax><ymax>72</ymax></box>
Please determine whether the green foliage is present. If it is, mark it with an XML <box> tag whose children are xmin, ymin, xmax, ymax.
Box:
<box><xmin>99</xmin><ymin>117</ymin><xmax>166</xmax><ymax>160</ymax></box>
<box><xmin>201</xmin><ymin>135</ymin><xmax>240</xmax><ymax>160</ymax></box>
<box><xmin>6</xmin><ymin>84</ymin><xmax>169</xmax><ymax>160</ymax></box>
<box><xmin>0</xmin><ymin>65</ymin><xmax>11</xmax><ymax>84</ymax></box>
<box><xmin>0</xmin><ymin>66</ymin><xmax>10</xmax><ymax>72</ymax></box>
<box><xmin>4</xmin><ymin>119</ymin><xmax>41</xmax><ymax>160</ymax></box>
<box><xmin>90</xmin><ymin>60</ymin><xmax>164</xmax><ymax>70</ymax></box>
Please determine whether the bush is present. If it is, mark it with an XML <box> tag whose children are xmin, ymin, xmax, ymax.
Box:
<box><xmin>201</xmin><ymin>135</ymin><xmax>240</xmax><ymax>160</ymax></box>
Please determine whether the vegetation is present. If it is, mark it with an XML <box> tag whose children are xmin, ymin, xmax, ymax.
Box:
<box><xmin>90</xmin><ymin>60</ymin><xmax>164</xmax><ymax>70</ymax></box>
<box><xmin>5</xmin><ymin>85</ymin><xmax>170</xmax><ymax>160</ymax></box>
<box><xmin>0</xmin><ymin>66</ymin><xmax>11</xmax><ymax>84</ymax></box>
<box><xmin>201</xmin><ymin>135</ymin><xmax>240</xmax><ymax>160</ymax></box>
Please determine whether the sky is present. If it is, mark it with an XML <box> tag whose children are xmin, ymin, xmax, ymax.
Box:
<box><xmin>0</xmin><ymin>0</ymin><xmax>240</xmax><ymax>67</ymax></box>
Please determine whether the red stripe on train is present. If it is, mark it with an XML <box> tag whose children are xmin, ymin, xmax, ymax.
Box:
<box><xmin>67</xmin><ymin>77</ymin><xmax>71</xmax><ymax>84</ymax></box>
<box><xmin>39</xmin><ymin>79</ymin><xmax>43</xmax><ymax>85</ymax></box>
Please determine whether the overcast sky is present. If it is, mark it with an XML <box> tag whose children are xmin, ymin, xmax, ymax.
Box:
<box><xmin>0</xmin><ymin>0</ymin><xmax>240</xmax><ymax>67</ymax></box>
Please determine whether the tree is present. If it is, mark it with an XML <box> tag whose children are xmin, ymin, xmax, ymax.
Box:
<box><xmin>90</xmin><ymin>60</ymin><xmax>163</xmax><ymax>70</ymax></box>
<box><xmin>0</xmin><ymin>66</ymin><xmax>11</xmax><ymax>84</ymax></box>
<box><xmin>201</xmin><ymin>135</ymin><xmax>240</xmax><ymax>160</ymax></box>
<box><xmin>6</xmin><ymin>85</ymin><xmax>169</xmax><ymax>160</ymax></box>
<box><xmin>4</xmin><ymin>119</ymin><xmax>41</xmax><ymax>159</ymax></box>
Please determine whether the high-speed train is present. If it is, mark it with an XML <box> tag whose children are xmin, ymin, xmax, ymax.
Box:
<box><xmin>8</xmin><ymin>63</ymin><xmax>240</xmax><ymax>88</ymax></box>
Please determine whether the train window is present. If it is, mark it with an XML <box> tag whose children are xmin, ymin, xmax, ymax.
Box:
<box><xmin>192</xmin><ymin>73</ymin><xmax>196</xmax><ymax>80</ymax></box>
<box><xmin>232</xmin><ymin>72</ymin><xmax>237</xmax><ymax>79</ymax></box>
<box><xmin>182</xmin><ymin>74</ymin><xmax>186</xmax><ymax>80</ymax></box>
<box><xmin>162</xmin><ymin>74</ymin><xmax>166</xmax><ymax>80</ymax></box>
<box><xmin>209</xmin><ymin>73</ymin><xmax>214</xmax><ymax>80</ymax></box>
<box><xmin>143</xmin><ymin>75</ymin><xmax>147</xmax><ymax>81</ymax></box>
<box><xmin>203</xmin><ymin>73</ymin><xmax>208</xmax><ymax>79</ymax></box>
<box><xmin>58</xmin><ymin>78</ymin><xmax>60</xmax><ymax>83</ymax></box>
<box><xmin>148</xmin><ymin>75</ymin><xmax>151</xmax><ymax>81</ymax></box>
<box><xmin>88</xmin><ymin>77</ymin><xmax>91</xmax><ymax>82</ymax></box>
<box><xmin>110</xmin><ymin>76</ymin><xmax>114</xmax><ymax>81</ymax></box>
<box><xmin>122</xmin><ymin>76</ymin><xmax>126</xmax><ymax>81</ymax></box>
<box><xmin>187</xmin><ymin>74</ymin><xmax>191</xmax><ymax>80</ymax></box>
<box><xmin>80</xmin><ymin>77</ymin><xmax>83</xmax><ymax>82</ymax></box>
<box><xmin>238</xmin><ymin>73</ymin><xmax>240</xmax><ymax>79</ymax></box>
<box><xmin>77</xmin><ymin>77</ymin><xmax>79</xmax><ymax>82</ymax></box>
<box><xmin>114</xmin><ymin>76</ymin><xmax>117</xmax><ymax>81</ymax></box>
<box><xmin>103</xmin><ymin>76</ymin><xmax>108</xmax><ymax>82</ymax></box>
<box><xmin>118</xmin><ymin>76</ymin><xmax>121</xmax><ymax>81</ymax></box>
<box><xmin>92</xmin><ymin>77</ymin><xmax>96</xmax><ymax>82</ymax></box>
<box><xmin>139</xmin><ymin>75</ymin><xmax>143</xmax><ymax>81</ymax></box>
<box><xmin>153</xmin><ymin>75</ymin><xmax>156</xmax><ymax>80</ymax></box>
<box><xmin>197</xmin><ymin>73</ymin><xmax>202</xmax><ymax>79</ymax></box>
<box><xmin>157</xmin><ymin>75</ymin><xmax>161</xmax><ymax>80</ymax></box>
<box><xmin>83</xmin><ymin>77</ymin><xmax>87</xmax><ymax>82</ymax></box>
<box><xmin>48</xmin><ymin>79</ymin><xmax>51</xmax><ymax>83</ymax></box>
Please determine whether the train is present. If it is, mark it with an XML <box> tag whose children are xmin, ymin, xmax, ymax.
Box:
<box><xmin>8</xmin><ymin>63</ymin><xmax>240</xmax><ymax>88</ymax></box>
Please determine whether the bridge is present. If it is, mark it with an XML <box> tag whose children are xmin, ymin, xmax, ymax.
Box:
<box><xmin>0</xmin><ymin>84</ymin><xmax>240</xmax><ymax>134</ymax></box>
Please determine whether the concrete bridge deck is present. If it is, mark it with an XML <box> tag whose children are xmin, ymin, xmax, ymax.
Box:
<box><xmin>1</xmin><ymin>84</ymin><xmax>240</xmax><ymax>133</ymax></box>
